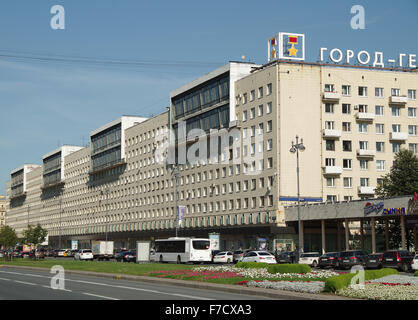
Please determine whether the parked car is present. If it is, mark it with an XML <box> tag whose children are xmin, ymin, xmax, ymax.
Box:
<box><xmin>213</xmin><ymin>251</ymin><xmax>234</xmax><ymax>264</ymax></box>
<box><xmin>12</xmin><ymin>250</ymin><xmax>21</xmax><ymax>258</ymax></box>
<box><xmin>364</xmin><ymin>253</ymin><xmax>383</xmax><ymax>269</ymax></box>
<box><xmin>121</xmin><ymin>251</ymin><xmax>136</xmax><ymax>263</ymax></box>
<box><xmin>115</xmin><ymin>251</ymin><xmax>129</xmax><ymax>262</ymax></box>
<box><xmin>339</xmin><ymin>250</ymin><xmax>368</xmax><ymax>270</ymax></box>
<box><xmin>242</xmin><ymin>251</ymin><xmax>277</xmax><ymax>264</ymax></box>
<box><xmin>298</xmin><ymin>252</ymin><xmax>320</xmax><ymax>268</ymax></box>
<box><xmin>63</xmin><ymin>249</ymin><xmax>72</xmax><ymax>257</ymax></box>
<box><xmin>0</xmin><ymin>251</ymin><xmax>4</xmax><ymax>258</ymax></box>
<box><xmin>411</xmin><ymin>254</ymin><xmax>418</xmax><ymax>271</ymax></box>
<box><xmin>74</xmin><ymin>249</ymin><xmax>94</xmax><ymax>261</ymax></box>
<box><xmin>21</xmin><ymin>251</ymin><xmax>33</xmax><ymax>259</ymax></box>
<box><xmin>318</xmin><ymin>252</ymin><xmax>342</xmax><ymax>269</ymax></box>
<box><xmin>276</xmin><ymin>251</ymin><xmax>297</xmax><ymax>264</ymax></box>
<box><xmin>211</xmin><ymin>250</ymin><xmax>222</xmax><ymax>263</ymax></box>
<box><xmin>381</xmin><ymin>250</ymin><xmax>414</xmax><ymax>272</ymax></box>
<box><xmin>54</xmin><ymin>249</ymin><xmax>66</xmax><ymax>257</ymax></box>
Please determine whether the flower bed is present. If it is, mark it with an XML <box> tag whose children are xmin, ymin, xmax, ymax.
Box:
<box><xmin>338</xmin><ymin>283</ymin><xmax>418</xmax><ymax>300</ymax></box>
<box><xmin>246</xmin><ymin>280</ymin><xmax>325</xmax><ymax>294</ymax></box>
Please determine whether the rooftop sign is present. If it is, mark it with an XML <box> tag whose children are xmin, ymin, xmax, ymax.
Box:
<box><xmin>268</xmin><ymin>32</ymin><xmax>305</xmax><ymax>62</ymax></box>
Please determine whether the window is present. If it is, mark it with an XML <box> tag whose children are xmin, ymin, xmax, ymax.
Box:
<box><xmin>391</xmin><ymin>88</ymin><xmax>400</xmax><ymax>96</ymax></box>
<box><xmin>327</xmin><ymin>195</ymin><xmax>337</xmax><ymax>202</ymax></box>
<box><xmin>392</xmin><ymin>142</ymin><xmax>401</xmax><ymax>153</ymax></box>
<box><xmin>250</xmin><ymin>108</ymin><xmax>255</xmax><ymax>119</ymax></box>
<box><xmin>326</xmin><ymin>177</ymin><xmax>335</xmax><ymax>187</ymax></box>
<box><xmin>325</xmin><ymin>121</ymin><xmax>334</xmax><ymax>130</ymax></box>
<box><xmin>243</xmin><ymin>93</ymin><xmax>248</xmax><ymax>104</ymax></box>
<box><xmin>325</xmin><ymin>104</ymin><xmax>334</xmax><ymax>113</ymax></box>
<box><xmin>267</xmin><ymin>120</ymin><xmax>272</xmax><ymax>132</ymax></box>
<box><xmin>267</xmin><ymin>139</ymin><xmax>273</xmax><ymax>150</ymax></box>
<box><xmin>268</xmin><ymin>157</ymin><xmax>273</xmax><ymax>168</ymax></box>
<box><xmin>342</xmin><ymin>122</ymin><xmax>351</xmax><ymax>132</ymax></box>
<box><xmin>376</xmin><ymin>124</ymin><xmax>384</xmax><ymax>134</ymax></box>
<box><xmin>375</xmin><ymin>87</ymin><xmax>384</xmax><ymax>98</ymax></box>
<box><xmin>326</xmin><ymin>140</ymin><xmax>335</xmax><ymax>151</ymax></box>
<box><xmin>258</xmin><ymin>87</ymin><xmax>263</xmax><ymax>99</ymax></box>
<box><xmin>342</xmin><ymin>104</ymin><xmax>351</xmax><ymax>114</ymax></box>
<box><xmin>250</xmin><ymin>90</ymin><xmax>255</xmax><ymax>101</ymax></box>
<box><xmin>392</xmin><ymin>107</ymin><xmax>401</xmax><ymax>117</ymax></box>
<box><xmin>359</xmin><ymin>141</ymin><xmax>369</xmax><ymax>150</ymax></box>
<box><xmin>409</xmin><ymin>143</ymin><xmax>418</xmax><ymax>154</ymax></box>
<box><xmin>343</xmin><ymin>177</ymin><xmax>352</xmax><ymax>188</ymax></box>
<box><xmin>258</xmin><ymin>105</ymin><xmax>264</xmax><ymax>116</ymax></box>
<box><xmin>359</xmin><ymin>86</ymin><xmax>368</xmax><ymax>97</ymax></box>
<box><xmin>408</xmin><ymin>107</ymin><xmax>417</xmax><ymax>118</ymax></box>
<box><xmin>343</xmin><ymin>140</ymin><xmax>352</xmax><ymax>152</ymax></box>
<box><xmin>267</xmin><ymin>102</ymin><xmax>272</xmax><ymax>114</ymax></box>
<box><xmin>392</xmin><ymin>124</ymin><xmax>401</xmax><ymax>133</ymax></box>
<box><xmin>243</xmin><ymin>110</ymin><xmax>248</xmax><ymax>122</ymax></box>
<box><xmin>325</xmin><ymin>84</ymin><xmax>335</xmax><ymax>92</ymax></box>
<box><xmin>343</xmin><ymin>159</ymin><xmax>352</xmax><ymax>169</ymax></box>
<box><xmin>358</xmin><ymin>104</ymin><xmax>368</xmax><ymax>113</ymax></box>
<box><xmin>325</xmin><ymin>158</ymin><xmax>336</xmax><ymax>166</ymax></box>
<box><xmin>376</xmin><ymin>160</ymin><xmax>385</xmax><ymax>171</ymax></box>
<box><xmin>376</xmin><ymin>142</ymin><xmax>385</xmax><ymax>153</ymax></box>
<box><xmin>267</xmin><ymin>83</ymin><xmax>272</xmax><ymax>95</ymax></box>
<box><xmin>360</xmin><ymin>160</ymin><xmax>369</xmax><ymax>170</ymax></box>
<box><xmin>375</xmin><ymin>105</ymin><xmax>384</xmax><ymax>116</ymax></box>
<box><xmin>342</xmin><ymin>85</ymin><xmax>351</xmax><ymax>96</ymax></box>
<box><xmin>409</xmin><ymin>125</ymin><xmax>417</xmax><ymax>136</ymax></box>
<box><xmin>360</xmin><ymin>178</ymin><xmax>369</xmax><ymax>187</ymax></box>
<box><xmin>358</xmin><ymin>123</ymin><xmax>368</xmax><ymax>133</ymax></box>
<box><xmin>408</xmin><ymin>89</ymin><xmax>416</xmax><ymax>100</ymax></box>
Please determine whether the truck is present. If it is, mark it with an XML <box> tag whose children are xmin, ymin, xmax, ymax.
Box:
<box><xmin>91</xmin><ymin>241</ymin><xmax>114</xmax><ymax>261</ymax></box>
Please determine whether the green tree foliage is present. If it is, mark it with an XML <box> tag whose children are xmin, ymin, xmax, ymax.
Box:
<box><xmin>375</xmin><ymin>149</ymin><xmax>418</xmax><ymax>250</ymax></box>
<box><xmin>375</xmin><ymin>149</ymin><xmax>418</xmax><ymax>198</ymax></box>
<box><xmin>22</xmin><ymin>224</ymin><xmax>48</xmax><ymax>247</ymax></box>
<box><xmin>0</xmin><ymin>226</ymin><xmax>19</xmax><ymax>249</ymax></box>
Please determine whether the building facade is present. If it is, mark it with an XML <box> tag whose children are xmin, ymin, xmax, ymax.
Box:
<box><xmin>5</xmin><ymin>60</ymin><xmax>418</xmax><ymax>251</ymax></box>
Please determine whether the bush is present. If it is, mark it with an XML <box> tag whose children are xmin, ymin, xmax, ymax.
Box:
<box><xmin>324</xmin><ymin>268</ymin><xmax>399</xmax><ymax>293</ymax></box>
<box><xmin>267</xmin><ymin>264</ymin><xmax>311</xmax><ymax>274</ymax></box>
<box><xmin>235</xmin><ymin>262</ymin><xmax>270</xmax><ymax>269</ymax></box>
<box><xmin>414</xmin><ymin>271</ymin><xmax>418</xmax><ymax>277</ymax></box>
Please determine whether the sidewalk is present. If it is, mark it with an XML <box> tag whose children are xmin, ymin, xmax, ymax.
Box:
<box><xmin>0</xmin><ymin>264</ymin><xmax>352</xmax><ymax>300</ymax></box>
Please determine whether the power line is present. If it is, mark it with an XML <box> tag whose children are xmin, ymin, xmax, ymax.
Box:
<box><xmin>0</xmin><ymin>48</ymin><xmax>225</xmax><ymax>70</ymax></box>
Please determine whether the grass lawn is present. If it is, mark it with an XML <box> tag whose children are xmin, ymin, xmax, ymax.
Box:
<box><xmin>0</xmin><ymin>258</ymin><xmax>194</xmax><ymax>276</ymax></box>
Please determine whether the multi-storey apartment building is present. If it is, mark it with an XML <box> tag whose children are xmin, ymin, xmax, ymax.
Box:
<box><xmin>0</xmin><ymin>197</ymin><xmax>5</xmax><ymax>228</ymax></box>
<box><xmin>5</xmin><ymin>59</ymin><xmax>418</xmax><ymax>251</ymax></box>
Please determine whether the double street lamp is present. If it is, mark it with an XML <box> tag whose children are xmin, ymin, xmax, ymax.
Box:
<box><xmin>289</xmin><ymin>135</ymin><xmax>305</xmax><ymax>263</ymax></box>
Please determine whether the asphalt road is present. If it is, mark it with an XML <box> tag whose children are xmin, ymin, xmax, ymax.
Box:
<box><xmin>0</xmin><ymin>267</ymin><xmax>276</xmax><ymax>300</ymax></box>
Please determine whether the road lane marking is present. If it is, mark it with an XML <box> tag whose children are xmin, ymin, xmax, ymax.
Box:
<box><xmin>0</xmin><ymin>278</ymin><xmax>11</xmax><ymax>281</ymax></box>
<box><xmin>83</xmin><ymin>292</ymin><xmax>119</xmax><ymax>300</ymax></box>
<box><xmin>42</xmin><ymin>285</ymin><xmax>72</xmax><ymax>292</ymax></box>
<box><xmin>14</xmin><ymin>280</ymin><xmax>37</xmax><ymax>286</ymax></box>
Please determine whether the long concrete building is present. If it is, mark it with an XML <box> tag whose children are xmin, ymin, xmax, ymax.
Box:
<box><xmin>5</xmin><ymin>58</ymin><xmax>418</xmax><ymax>252</ymax></box>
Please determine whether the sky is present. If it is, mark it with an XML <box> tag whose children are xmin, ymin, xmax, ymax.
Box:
<box><xmin>0</xmin><ymin>0</ymin><xmax>417</xmax><ymax>195</ymax></box>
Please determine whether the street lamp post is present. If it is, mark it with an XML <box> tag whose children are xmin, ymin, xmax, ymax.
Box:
<box><xmin>290</xmin><ymin>135</ymin><xmax>305</xmax><ymax>263</ymax></box>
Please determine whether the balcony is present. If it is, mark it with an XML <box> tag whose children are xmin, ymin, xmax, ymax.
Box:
<box><xmin>357</xmin><ymin>149</ymin><xmax>376</xmax><ymax>158</ymax></box>
<box><xmin>358</xmin><ymin>186</ymin><xmax>375</xmax><ymax>195</ymax></box>
<box><xmin>229</xmin><ymin>120</ymin><xmax>242</xmax><ymax>128</ymax></box>
<box><xmin>389</xmin><ymin>96</ymin><xmax>408</xmax><ymax>105</ymax></box>
<box><xmin>323</xmin><ymin>166</ymin><xmax>343</xmax><ymax>175</ymax></box>
<box><xmin>322</xmin><ymin>91</ymin><xmax>341</xmax><ymax>102</ymax></box>
<box><xmin>356</xmin><ymin>112</ymin><xmax>375</xmax><ymax>121</ymax></box>
<box><xmin>390</xmin><ymin>132</ymin><xmax>408</xmax><ymax>141</ymax></box>
<box><xmin>89</xmin><ymin>159</ymin><xmax>126</xmax><ymax>175</ymax></box>
<box><xmin>323</xmin><ymin>129</ymin><xmax>342</xmax><ymax>139</ymax></box>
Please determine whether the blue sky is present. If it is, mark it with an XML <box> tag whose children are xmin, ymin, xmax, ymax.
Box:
<box><xmin>0</xmin><ymin>0</ymin><xmax>417</xmax><ymax>195</ymax></box>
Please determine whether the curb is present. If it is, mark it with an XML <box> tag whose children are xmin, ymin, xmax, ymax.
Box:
<box><xmin>0</xmin><ymin>264</ymin><xmax>351</xmax><ymax>300</ymax></box>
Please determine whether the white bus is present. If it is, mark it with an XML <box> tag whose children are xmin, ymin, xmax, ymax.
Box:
<box><xmin>154</xmin><ymin>237</ymin><xmax>211</xmax><ymax>264</ymax></box>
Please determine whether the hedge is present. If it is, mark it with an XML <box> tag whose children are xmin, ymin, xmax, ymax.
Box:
<box><xmin>267</xmin><ymin>264</ymin><xmax>311</xmax><ymax>274</ymax></box>
<box><xmin>235</xmin><ymin>262</ymin><xmax>270</xmax><ymax>269</ymax></box>
<box><xmin>324</xmin><ymin>268</ymin><xmax>399</xmax><ymax>293</ymax></box>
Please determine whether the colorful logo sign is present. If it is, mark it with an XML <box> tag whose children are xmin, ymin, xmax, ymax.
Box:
<box><xmin>364</xmin><ymin>201</ymin><xmax>384</xmax><ymax>215</ymax></box>
<box><xmin>268</xmin><ymin>32</ymin><xmax>305</xmax><ymax>62</ymax></box>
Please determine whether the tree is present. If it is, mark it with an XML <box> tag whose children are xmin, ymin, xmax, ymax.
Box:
<box><xmin>375</xmin><ymin>149</ymin><xmax>418</xmax><ymax>198</ymax></box>
<box><xmin>375</xmin><ymin>149</ymin><xmax>418</xmax><ymax>250</ymax></box>
<box><xmin>22</xmin><ymin>224</ymin><xmax>48</xmax><ymax>247</ymax></box>
<box><xmin>0</xmin><ymin>226</ymin><xmax>19</xmax><ymax>250</ymax></box>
